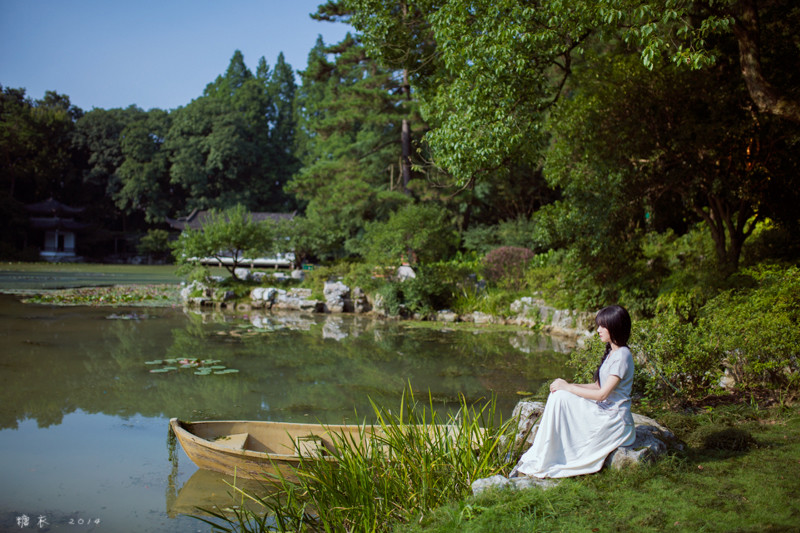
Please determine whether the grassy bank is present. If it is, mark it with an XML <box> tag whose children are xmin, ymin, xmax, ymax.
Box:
<box><xmin>398</xmin><ymin>402</ymin><xmax>800</xmax><ymax>533</ymax></box>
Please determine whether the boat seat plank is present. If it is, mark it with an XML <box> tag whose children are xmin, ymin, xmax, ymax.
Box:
<box><xmin>296</xmin><ymin>435</ymin><xmax>326</xmax><ymax>457</ymax></box>
<box><xmin>214</xmin><ymin>432</ymin><xmax>249</xmax><ymax>450</ymax></box>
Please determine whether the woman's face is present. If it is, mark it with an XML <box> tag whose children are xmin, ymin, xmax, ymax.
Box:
<box><xmin>597</xmin><ymin>324</ymin><xmax>611</xmax><ymax>343</ymax></box>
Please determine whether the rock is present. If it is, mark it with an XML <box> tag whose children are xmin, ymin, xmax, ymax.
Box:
<box><xmin>510</xmin><ymin>475</ymin><xmax>559</xmax><ymax>490</ymax></box>
<box><xmin>272</xmin><ymin>288</ymin><xmax>322</xmax><ymax>312</ymax></box>
<box><xmin>234</xmin><ymin>267</ymin><xmax>251</xmax><ymax>281</ymax></box>
<box><xmin>352</xmin><ymin>287</ymin><xmax>371</xmax><ymax>313</ymax></box>
<box><xmin>372</xmin><ymin>292</ymin><xmax>386</xmax><ymax>315</ymax></box>
<box><xmin>471</xmin><ymin>474</ymin><xmax>558</xmax><ymax>496</ymax></box>
<box><xmin>508</xmin><ymin>401</ymin><xmax>546</xmax><ymax>453</ymax></box>
<box><xmin>604</xmin><ymin>425</ymin><xmax>669</xmax><ymax>469</ymax></box>
<box><xmin>180</xmin><ymin>280</ymin><xmax>206</xmax><ymax>302</ymax></box>
<box><xmin>291</xmin><ymin>269</ymin><xmax>305</xmax><ymax>281</ymax></box>
<box><xmin>250</xmin><ymin>287</ymin><xmax>278</xmax><ymax>309</ymax></box>
<box><xmin>508</xmin><ymin>297</ymin><xmax>595</xmax><ymax>338</ymax></box>
<box><xmin>436</xmin><ymin>310</ymin><xmax>459</xmax><ymax>323</ymax></box>
<box><xmin>396</xmin><ymin>265</ymin><xmax>416</xmax><ymax>281</ymax></box>
<box><xmin>469</xmin><ymin>311</ymin><xmax>495</xmax><ymax>324</ymax></box>
<box><xmin>324</xmin><ymin>281</ymin><xmax>350</xmax><ymax>313</ymax></box>
<box><xmin>471</xmin><ymin>475</ymin><xmax>510</xmax><ymax>494</ymax></box>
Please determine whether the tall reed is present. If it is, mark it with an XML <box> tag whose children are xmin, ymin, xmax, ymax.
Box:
<box><xmin>195</xmin><ymin>388</ymin><xmax>515</xmax><ymax>532</ymax></box>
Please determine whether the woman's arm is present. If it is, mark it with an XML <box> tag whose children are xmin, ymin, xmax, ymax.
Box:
<box><xmin>549</xmin><ymin>375</ymin><xmax>621</xmax><ymax>402</ymax></box>
<box><xmin>571</xmin><ymin>382</ymin><xmax>600</xmax><ymax>390</ymax></box>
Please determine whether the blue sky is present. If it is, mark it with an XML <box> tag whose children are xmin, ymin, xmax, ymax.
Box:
<box><xmin>0</xmin><ymin>0</ymin><xmax>352</xmax><ymax>111</ymax></box>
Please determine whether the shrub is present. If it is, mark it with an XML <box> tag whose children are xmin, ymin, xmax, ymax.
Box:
<box><xmin>353</xmin><ymin>203</ymin><xmax>458</xmax><ymax>266</ymax></box>
<box><xmin>137</xmin><ymin>229</ymin><xmax>172</xmax><ymax>262</ymax></box>
<box><xmin>483</xmin><ymin>246</ymin><xmax>534</xmax><ymax>290</ymax></box>
<box><xmin>698</xmin><ymin>264</ymin><xmax>800</xmax><ymax>390</ymax></box>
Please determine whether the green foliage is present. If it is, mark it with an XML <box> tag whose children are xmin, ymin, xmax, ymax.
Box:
<box><xmin>462</xmin><ymin>216</ymin><xmax>541</xmax><ymax>255</ymax></box>
<box><xmin>172</xmin><ymin>205</ymin><xmax>277</xmax><ymax>280</ymax></box>
<box><xmin>136</xmin><ymin>229</ymin><xmax>171</xmax><ymax>261</ymax></box>
<box><xmin>482</xmin><ymin>246</ymin><xmax>534</xmax><ymax>290</ymax></box>
<box><xmin>699</xmin><ymin>264</ymin><xmax>800</xmax><ymax>390</ymax></box>
<box><xmin>569</xmin><ymin>263</ymin><xmax>800</xmax><ymax>402</ymax></box>
<box><xmin>354</xmin><ymin>203</ymin><xmax>458</xmax><ymax>266</ymax></box>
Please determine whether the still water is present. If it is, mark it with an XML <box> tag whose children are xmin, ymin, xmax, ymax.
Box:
<box><xmin>0</xmin><ymin>293</ymin><xmax>571</xmax><ymax>532</ymax></box>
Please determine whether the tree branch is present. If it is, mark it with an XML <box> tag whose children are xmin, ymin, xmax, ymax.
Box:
<box><xmin>733</xmin><ymin>0</ymin><xmax>800</xmax><ymax>123</ymax></box>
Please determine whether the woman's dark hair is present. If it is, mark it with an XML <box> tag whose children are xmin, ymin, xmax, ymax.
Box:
<box><xmin>593</xmin><ymin>305</ymin><xmax>631</xmax><ymax>383</ymax></box>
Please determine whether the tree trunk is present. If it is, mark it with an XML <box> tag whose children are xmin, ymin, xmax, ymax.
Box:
<box><xmin>401</xmin><ymin>119</ymin><xmax>411</xmax><ymax>194</ymax></box>
<box><xmin>693</xmin><ymin>194</ymin><xmax>755</xmax><ymax>274</ymax></box>
<box><xmin>401</xmin><ymin>66</ymin><xmax>412</xmax><ymax>195</ymax></box>
<box><xmin>734</xmin><ymin>0</ymin><xmax>800</xmax><ymax>123</ymax></box>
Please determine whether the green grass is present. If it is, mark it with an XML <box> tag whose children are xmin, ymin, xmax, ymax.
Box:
<box><xmin>397</xmin><ymin>403</ymin><xmax>800</xmax><ymax>533</ymax></box>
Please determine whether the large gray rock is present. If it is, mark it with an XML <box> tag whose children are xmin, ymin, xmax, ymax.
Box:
<box><xmin>250</xmin><ymin>287</ymin><xmax>278</xmax><ymax>308</ymax></box>
<box><xmin>234</xmin><ymin>267</ymin><xmax>252</xmax><ymax>281</ymax></box>
<box><xmin>272</xmin><ymin>288</ymin><xmax>322</xmax><ymax>312</ymax></box>
<box><xmin>604</xmin><ymin>425</ymin><xmax>669</xmax><ymax>469</ymax></box>
<box><xmin>396</xmin><ymin>265</ymin><xmax>416</xmax><ymax>281</ymax></box>
<box><xmin>436</xmin><ymin>310</ymin><xmax>459</xmax><ymax>323</ymax></box>
<box><xmin>508</xmin><ymin>401</ymin><xmax>546</xmax><ymax>454</ymax></box>
<box><xmin>324</xmin><ymin>281</ymin><xmax>350</xmax><ymax>313</ymax></box>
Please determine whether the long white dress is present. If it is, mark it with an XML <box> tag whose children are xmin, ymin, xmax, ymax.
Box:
<box><xmin>515</xmin><ymin>346</ymin><xmax>636</xmax><ymax>478</ymax></box>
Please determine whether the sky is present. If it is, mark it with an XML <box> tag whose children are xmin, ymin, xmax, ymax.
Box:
<box><xmin>0</xmin><ymin>0</ymin><xmax>353</xmax><ymax>111</ymax></box>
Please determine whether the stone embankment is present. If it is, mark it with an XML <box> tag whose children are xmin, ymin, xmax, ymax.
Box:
<box><xmin>180</xmin><ymin>276</ymin><xmax>596</xmax><ymax>341</ymax></box>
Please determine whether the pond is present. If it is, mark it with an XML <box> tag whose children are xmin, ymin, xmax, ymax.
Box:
<box><xmin>0</xmin><ymin>291</ymin><xmax>573</xmax><ymax>532</ymax></box>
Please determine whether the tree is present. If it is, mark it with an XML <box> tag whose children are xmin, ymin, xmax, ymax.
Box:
<box><xmin>543</xmin><ymin>49</ymin><xmax>800</xmax><ymax>274</ymax></box>
<box><xmin>172</xmin><ymin>205</ymin><xmax>277</xmax><ymax>280</ymax></box>
<box><xmin>352</xmin><ymin>203</ymin><xmax>458</xmax><ymax>265</ymax></box>
<box><xmin>288</xmin><ymin>33</ymin><xmax>410</xmax><ymax>257</ymax></box>
<box><xmin>168</xmin><ymin>50</ymin><xmax>296</xmax><ymax>213</ymax></box>
<box><xmin>0</xmin><ymin>87</ymin><xmax>83</xmax><ymax>203</ymax></box>
<box><xmin>113</xmin><ymin>108</ymin><xmax>174</xmax><ymax>223</ymax></box>
<box><xmin>353</xmin><ymin>0</ymin><xmax>799</xmax><ymax>187</ymax></box>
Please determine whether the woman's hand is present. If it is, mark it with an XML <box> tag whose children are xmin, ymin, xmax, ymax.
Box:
<box><xmin>550</xmin><ymin>378</ymin><xmax>569</xmax><ymax>393</ymax></box>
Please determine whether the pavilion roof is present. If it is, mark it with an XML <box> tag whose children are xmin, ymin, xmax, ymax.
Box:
<box><xmin>25</xmin><ymin>197</ymin><xmax>85</xmax><ymax>216</ymax></box>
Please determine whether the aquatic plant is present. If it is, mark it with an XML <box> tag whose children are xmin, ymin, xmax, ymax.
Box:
<box><xmin>23</xmin><ymin>284</ymin><xmax>179</xmax><ymax>306</ymax></box>
<box><xmin>145</xmin><ymin>358</ymin><xmax>239</xmax><ymax>375</ymax></box>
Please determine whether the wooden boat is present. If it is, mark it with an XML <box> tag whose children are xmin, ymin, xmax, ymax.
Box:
<box><xmin>169</xmin><ymin>418</ymin><xmax>376</xmax><ymax>480</ymax></box>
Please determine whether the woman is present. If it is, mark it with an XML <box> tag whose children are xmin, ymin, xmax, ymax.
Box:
<box><xmin>513</xmin><ymin>305</ymin><xmax>636</xmax><ymax>478</ymax></box>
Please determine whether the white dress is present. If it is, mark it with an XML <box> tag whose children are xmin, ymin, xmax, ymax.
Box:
<box><xmin>514</xmin><ymin>346</ymin><xmax>636</xmax><ymax>478</ymax></box>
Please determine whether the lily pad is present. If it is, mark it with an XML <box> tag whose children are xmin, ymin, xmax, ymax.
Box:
<box><xmin>150</xmin><ymin>367</ymin><xmax>176</xmax><ymax>373</ymax></box>
<box><xmin>144</xmin><ymin>360</ymin><xmax>163</xmax><ymax>365</ymax></box>
<box><xmin>209</xmin><ymin>365</ymin><xmax>227</xmax><ymax>370</ymax></box>
<box><xmin>194</xmin><ymin>369</ymin><xmax>213</xmax><ymax>375</ymax></box>
<box><xmin>214</xmin><ymin>369</ymin><xmax>240</xmax><ymax>374</ymax></box>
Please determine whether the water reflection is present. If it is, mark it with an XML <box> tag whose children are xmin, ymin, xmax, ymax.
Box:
<box><xmin>0</xmin><ymin>295</ymin><xmax>570</xmax><ymax>430</ymax></box>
